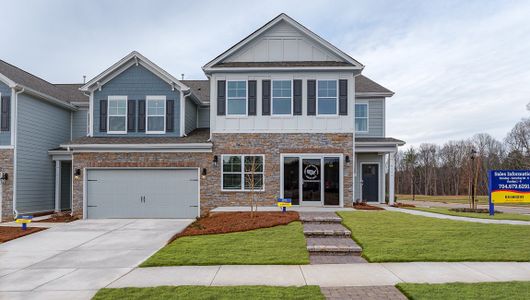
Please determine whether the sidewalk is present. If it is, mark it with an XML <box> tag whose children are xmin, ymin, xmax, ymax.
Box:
<box><xmin>384</xmin><ymin>206</ymin><xmax>530</xmax><ymax>225</ymax></box>
<box><xmin>108</xmin><ymin>262</ymin><xmax>530</xmax><ymax>288</ymax></box>
<box><xmin>399</xmin><ymin>200</ymin><xmax>530</xmax><ymax>215</ymax></box>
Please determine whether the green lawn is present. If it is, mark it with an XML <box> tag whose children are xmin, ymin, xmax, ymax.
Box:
<box><xmin>141</xmin><ymin>222</ymin><xmax>309</xmax><ymax>266</ymax></box>
<box><xmin>93</xmin><ymin>286</ymin><xmax>324</xmax><ymax>300</ymax></box>
<box><xmin>338</xmin><ymin>211</ymin><xmax>530</xmax><ymax>262</ymax></box>
<box><xmin>397</xmin><ymin>281</ymin><xmax>530</xmax><ymax>300</ymax></box>
<box><xmin>396</xmin><ymin>194</ymin><xmax>530</xmax><ymax>207</ymax></box>
<box><xmin>407</xmin><ymin>207</ymin><xmax>530</xmax><ymax>222</ymax></box>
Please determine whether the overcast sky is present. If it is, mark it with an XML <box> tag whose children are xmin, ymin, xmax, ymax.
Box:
<box><xmin>1</xmin><ymin>0</ymin><xmax>529</xmax><ymax>146</ymax></box>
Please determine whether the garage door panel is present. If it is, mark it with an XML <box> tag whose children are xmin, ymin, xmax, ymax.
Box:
<box><xmin>87</xmin><ymin>169</ymin><xmax>199</xmax><ymax>219</ymax></box>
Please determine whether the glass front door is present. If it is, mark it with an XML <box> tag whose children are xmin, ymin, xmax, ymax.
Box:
<box><xmin>302</xmin><ymin>158</ymin><xmax>321</xmax><ymax>204</ymax></box>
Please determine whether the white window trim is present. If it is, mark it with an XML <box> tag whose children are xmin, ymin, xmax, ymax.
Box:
<box><xmin>146</xmin><ymin>95</ymin><xmax>167</xmax><ymax>134</ymax></box>
<box><xmin>107</xmin><ymin>95</ymin><xmax>127</xmax><ymax>135</ymax></box>
<box><xmin>271</xmin><ymin>79</ymin><xmax>294</xmax><ymax>117</ymax></box>
<box><xmin>226</xmin><ymin>80</ymin><xmax>248</xmax><ymax>118</ymax></box>
<box><xmin>355</xmin><ymin>102</ymin><xmax>369</xmax><ymax>133</ymax></box>
<box><xmin>221</xmin><ymin>154</ymin><xmax>265</xmax><ymax>192</ymax></box>
<box><xmin>317</xmin><ymin>80</ymin><xmax>339</xmax><ymax>117</ymax></box>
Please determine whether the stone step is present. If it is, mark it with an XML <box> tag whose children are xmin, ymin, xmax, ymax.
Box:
<box><xmin>303</xmin><ymin>223</ymin><xmax>351</xmax><ymax>237</ymax></box>
<box><xmin>309</xmin><ymin>254</ymin><xmax>367</xmax><ymax>264</ymax></box>
<box><xmin>299</xmin><ymin>212</ymin><xmax>342</xmax><ymax>224</ymax></box>
<box><xmin>306</xmin><ymin>237</ymin><xmax>362</xmax><ymax>255</ymax></box>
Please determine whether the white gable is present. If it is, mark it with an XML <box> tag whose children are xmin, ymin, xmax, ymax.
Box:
<box><xmin>224</xmin><ymin>20</ymin><xmax>343</xmax><ymax>63</ymax></box>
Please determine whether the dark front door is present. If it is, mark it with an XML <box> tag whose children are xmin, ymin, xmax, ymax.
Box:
<box><xmin>324</xmin><ymin>157</ymin><xmax>340</xmax><ymax>205</ymax></box>
<box><xmin>362</xmin><ymin>164</ymin><xmax>379</xmax><ymax>202</ymax></box>
<box><xmin>283</xmin><ymin>157</ymin><xmax>300</xmax><ymax>205</ymax></box>
<box><xmin>302</xmin><ymin>158</ymin><xmax>321</xmax><ymax>203</ymax></box>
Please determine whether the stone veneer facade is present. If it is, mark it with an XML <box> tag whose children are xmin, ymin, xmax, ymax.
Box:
<box><xmin>0</xmin><ymin>149</ymin><xmax>14</xmax><ymax>221</ymax></box>
<box><xmin>71</xmin><ymin>133</ymin><xmax>354</xmax><ymax>217</ymax></box>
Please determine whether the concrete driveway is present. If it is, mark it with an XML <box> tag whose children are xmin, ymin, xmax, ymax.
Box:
<box><xmin>0</xmin><ymin>219</ymin><xmax>193</xmax><ymax>299</ymax></box>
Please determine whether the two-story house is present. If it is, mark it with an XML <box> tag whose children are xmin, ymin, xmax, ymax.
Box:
<box><xmin>0</xmin><ymin>14</ymin><xmax>404</xmax><ymax>221</ymax></box>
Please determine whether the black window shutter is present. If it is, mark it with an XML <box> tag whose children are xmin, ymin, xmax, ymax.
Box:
<box><xmin>293</xmin><ymin>80</ymin><xmax>302</xmax><ymax>115</ymax></box>
<box><xmin>262</xmin><ymin>80</ymin><xmax>271</xmax><ymax>116</ymax></box>
<box><xmin>1</xmin><ymin>96</ymin><xmax>10</xmax><ymax>131</ymax></box>
<box><xmin>217</xmin><ymin>80</ymin><xmax>226</xmax><ymax>116</ymax></box>
<box><xmin>127</xmin><ymin>100</ymin><xmax>136</xmax><ymax>132</ymax></box>
<box><xmin>339</xmin><ymin>79</ymin><xmax>348</xmax><ymax>115</ymax></box>
<box><xmin>166</xmin><ymin>100</ymin><xmax>175</xmax><ymax>132</ymax></box>
<box><xmin>138</xmin><ymin>100</ymin><xmax>146</xmax><ymax>132</ymax></box>
<box><xmin>99</xmin><ymin>100</ymin><xmax>107</xmax><ymax>132</ymax></box>
<box><xmin>248</xmin><ymin>80</ymin><xmax>257</xmax><ymax>115</ymax></box>
<box><xmin>307</xmin><ymin>80</ymin><xmax>316</xmax><ymax>115</ymax></box>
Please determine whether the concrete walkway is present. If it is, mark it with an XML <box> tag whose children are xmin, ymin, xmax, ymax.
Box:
<box><xmin>108</xmin><ymin>262</ymin><xmax>530</xmax><ymax>288</ymax></box>
<box><xmin>0</xmin><ymin>219</ymin><xmax>193</xmax><ymax>300</ymax></box>
<box><xmin>384</xmin><ymin>206</ymin><xmax>530</xmax><ymax>225</ymax></box>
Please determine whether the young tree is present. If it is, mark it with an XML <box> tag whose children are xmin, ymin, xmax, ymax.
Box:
<box><xmin>244</xmin><ymin>155</ymin><xmax>264</xmax><ymax>218</ymax></box>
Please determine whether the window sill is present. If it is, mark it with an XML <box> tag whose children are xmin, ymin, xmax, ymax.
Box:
<box><xmin>224</xmin><ymin>115</ymin><xmax>249</xmax><ymax>119</ymax></box>
<box><xmin>270</xmin><ymin>115</ymin><xmax>294</xmax><ymax>119</ymax></box>
<box><xmin>221</xmin><ymin>189</ymin><xmax>265</xmax><ymax>193</ymax></box>
<box><xmin>146</xmin><ymin>131</ymin><xmax>166</xmax><ymax>135</ymax></box>
<box><xmin>315</xmin><ymin>115</ymin><xmax>340</xmax><ymax>119</ymax></box>
<box><xmin>106</xmin><ymin>132</ymin><xmax>127</xmax><ymax>135</ymax></box>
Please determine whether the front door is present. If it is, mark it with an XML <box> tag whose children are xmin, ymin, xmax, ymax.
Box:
<box><xmin>361</xmin><ymin>164</ymin><xmax>379</xmax><ymax>202</ymax></box>
<box><xmin>302</xmin><ymin>158</ymin><xmax>321</xmax><ymax>205</ymax></box>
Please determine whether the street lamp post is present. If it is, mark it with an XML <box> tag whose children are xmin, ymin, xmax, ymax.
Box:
<box><xmin>470</xmin><ymin>149</ymin><xmax>477</xmax><ymax>210</ymax></box>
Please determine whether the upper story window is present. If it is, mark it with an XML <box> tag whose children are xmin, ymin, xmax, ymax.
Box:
<box><xmin>107</xmin><ymin>96</ymin><xmax>127</xmax><ymax>134</ymax></box>
<box><xmin>355</xmin><ymin>103</ymin><xmax>368</xmax><ymax>132</ymax></box>
<box><xmin>147</xmin><ymin>96</ymin><xmax>166</xmax><ymax>134</ymax></box>
<box><xmin>226</xmin><ymin>81</ymin><xmax>247</xmax><ymax>116</ymax></box>
<box><xmin>272</xmin><ymin>80</ymin><xmax>292</xmax><ymax>115</ymax></box>
<box><xmin>222</xmin><ymin>154</ymin><xmax>264</xmax><ymax>191</ymax></box>
<box><xmin>317</xmin><ymin>80</ymin><xmax>338</xmax><ymax>115</ymax></box>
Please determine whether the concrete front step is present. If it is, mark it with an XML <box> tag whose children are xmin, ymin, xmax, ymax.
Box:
<box><xmin>303</xmin><ymin>223</ymin><xmax>351</xmax><ymax>237</ymax></box>
<box><xmin>299</xmin><ymin>212</ymin><xmax>342</xmax><ymax>223</ymax></box>
<box><xmin>306</xmin><ymin>237</ymin><xmax>362</xmax><ymax>255</ymax></box>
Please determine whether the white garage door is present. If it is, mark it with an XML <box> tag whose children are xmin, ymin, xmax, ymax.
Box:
<box><xmin>86</xmin><ymin>169</ymin><xmax>199</xmax><ymax>219</ymax></box>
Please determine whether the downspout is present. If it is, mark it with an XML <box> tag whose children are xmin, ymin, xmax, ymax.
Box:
<box><xmin>13</xmin><ymin>86</ymin><xmax>24</xmax><ymax>217</ymax></box>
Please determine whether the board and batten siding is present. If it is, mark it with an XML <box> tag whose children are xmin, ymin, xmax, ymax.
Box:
<box><xmin>354</xmin><ymin>153</ymin><xmax>385</xmax><ymax>203</ymax></box>
<box><xmin>71</xmin><ymin>109</ymin><xmax>88</xmax><ymax>139</ymax></box>
<box><xmin>210</xmin><ymin>71</ymin><xmax>356</xmax><ymax>133</ymax></box>
<box><xmin>16</xmin><ymin>93</ymin><xmax>71</xmax><ymax>213</ymax></box>
<box><xmin>356</xmin><ymin>98</ymin><xmax>385</xmax><ymax>137</ymax></box>
<box><xmin>198</xmin><ymin>107</ymin><xmax>210</xmax><ymax>128</ymax></box>
<box><xmin>0</xmin><ymin>81</ymin><xmax>11</xmax><ymax>145</ymax></box>
<box><xmin>185</xmin><ymin>97</ymin><xmax>197</xmax><ymax>134</ymax></box>
<box><xmin>92</xmin><ymin>64</ymin><xmax>181</xmax><ymax>137</ymax></box>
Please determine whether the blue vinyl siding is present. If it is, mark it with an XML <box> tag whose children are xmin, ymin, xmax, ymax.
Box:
<box><xmin>185</xmin><ymin>98</ymin><xmax>197</xmax><ymax>134</ymax></box>
<box><xmin>0</xmin><ymin>81</ymin><xmax>11</xmax><ymax>145</ymax></box>
<box><xmin>72</xmin><ymin>109</ymin><xmax>88</xmax><ymax>139</ymax></box>
<box><xmin>16</xmin><ymin>93</ymin><xmax>71</xmax><ymax>213</ymax></box>
<box><xmin>355</xmin><ymin>98</ymin><xmax>384</xmax><ymax>137</ymax></box>
<box><xmin>93</xmin><ymin>64</ymin><xmax>180</xmax><ymax>137</ymax></box>
<box><xmin>198</xmin><ymin>107</ymin><xmax>210</xmax><ymax>128</ymax></box>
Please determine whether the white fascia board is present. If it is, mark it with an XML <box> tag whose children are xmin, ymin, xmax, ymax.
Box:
<box><xmin>18</xmin><ymin>85</ymin><xmax>78</xmax><ymax>111</ymax></box>
<box><xmin>356</xmin><ymin>141</ymin><xmax>405</xmax><ymax>146</ymax></box>
<box><xmin>205</xmin><ymin>66</ymin><xmax>361</xmax><ymax>73</ymax></box>
<box><xmin>60</xmin><ymin>143</ymin><xmax>213</xmax><ymax>151</ymax></box>
<box><xmin>356</xmin><ymin>92</ymin><xmax>394</xmax><ymax>98</ymax></box>
<box><xmin>0</xmin><ymin>73</ymin><xmax>16</xmax><ymax>87</ymax></box>
<box><xmin>80</xmin><ymin>51</ymin><xmax>189</xmax><ymax>92</ymax></box>
<box><xmin>202</xmin><ymin>13</ymin><xmax>364</xmax><ymax>71</ymax></box>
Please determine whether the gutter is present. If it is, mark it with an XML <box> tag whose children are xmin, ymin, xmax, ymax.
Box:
<box><xmin>15</xmin><ymin>84</ymin><xmax>78</xmax><ymax>110</ymax></box>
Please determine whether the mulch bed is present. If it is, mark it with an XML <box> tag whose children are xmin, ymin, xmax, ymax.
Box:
<box><xmin>35</xmin><ymin>214</ymin><xmax>79</xmax><ymax>223</ymax></box>
<box><xmin>449</xmin><ymin>208</ymin><xmax>502</xmax><ymax>214</ymax></box>
<box><xmin>168</xmin><ymin>211</ymin><xmax>299</xmax><ymax>243</ymax></box>
<box><xmin>353</xmin><ymin>203</ymin><xmax>385</xmax><ymax>210</ymax></box>
<box><xmin>0</xmin><ymin>226</ymin><xmax>47</xmax><ymax>243</ymax></box>
<box><xmin>392</xmin><ymin>202</ymin><xmax>416</xmax><ymax>208</ymax></box>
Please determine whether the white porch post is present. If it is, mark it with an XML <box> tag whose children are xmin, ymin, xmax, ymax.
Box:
<box><xmin>389</xmin><ymin>152</ymin><xmax>396</xmax><ymax>205</ymax></box>
<box><xmin>55</xmin><ymin>161</ymin><xmax>61</xmax><ymax>212</ymax></box>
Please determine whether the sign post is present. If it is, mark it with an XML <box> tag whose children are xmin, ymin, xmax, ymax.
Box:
<box><xmin>489</xmin><ymin>170</ymin><xmax>530</xmax><ymax>216</ymax></box>
<box><xmin>277</xmin><ymin>198</ymin><xmax>292</xmax><ymax>213</ymax></box>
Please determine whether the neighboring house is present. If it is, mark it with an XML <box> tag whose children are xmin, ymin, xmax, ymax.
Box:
<box><xmin>0</xmin><ymin>13</ymin><xmax>404</xmax><ymax>221</ymax></box>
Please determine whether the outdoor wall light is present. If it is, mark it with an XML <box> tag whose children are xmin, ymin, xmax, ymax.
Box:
<box><xmin>345</xmin><ymin>155</ymin><xmax>351</xmax><ymax>163</ymax></box>
<box><xmin>0</xmin><ymin>172</ymin><xmax>8</xmax><ymax>181</ymax></box>
<box><xmin>213</xmin><ymin>155</ymin><xmax>218</xmax><ymax>167</ymax></box>
<box><xmin>201</xmin><ymin>168</ymin><xmax>207</xmax><ymax>178</ymax></box>
<box><xmin>74</xmin><ymin>169</ymin><xmax>81</xmax><ymax>180</ymax></box>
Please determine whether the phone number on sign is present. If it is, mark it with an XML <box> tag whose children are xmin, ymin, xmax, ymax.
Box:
<box><xmin>498</xmin><ymin>184</ymin><xmax>530</xmax><ymax>189</ymax></box>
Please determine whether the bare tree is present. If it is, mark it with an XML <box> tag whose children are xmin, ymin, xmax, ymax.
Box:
<box><xmin>244</xmin><ymin>156</ymin><xmax>264</xmax><ymax>218</ymax></box>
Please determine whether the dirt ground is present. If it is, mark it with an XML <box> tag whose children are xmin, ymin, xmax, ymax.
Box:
<box><xmin>169</xmin><ymin>211</ymin><xmax>299</xmax><ymax>242</ymax></box>
<box><xmin>0</xmin><ymin>226</ymin><xmax>46</xmax><ymax>243</ymax></box>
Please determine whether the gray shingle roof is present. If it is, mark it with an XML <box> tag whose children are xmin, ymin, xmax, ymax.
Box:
<box><xmin>181</xmin><ymin>80</ymin><xmax>210</xmax><ymax>103</ymax></box>
<box><xmin>65</xmin><ymin>128</ymin><xmax>210</xmax><ymax>145</ymax></box>
<box><xmin>55</xmin><ymin>84</ymin><xmax>89</xmax><ymax>103</ymax></box>
<box><xmin>356</xmin><ymin>75</ymin><xmax>393</xmax><ymax>95</ymax></box>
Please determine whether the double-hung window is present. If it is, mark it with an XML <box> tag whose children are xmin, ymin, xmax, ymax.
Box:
<box><xmin>226</xmin><ymin>81</ymin><xmax>247</xmax><ymax>116</ymax></box>
<box><xmin>317</xmin><ymin>80</ymin><xmax>338</xmax><ymax>115</ymax></box>
<box><xmin>222</xmin><ymin>155</ymin><xmax>264</xmax><ymax>191</ymax></box>
<box><xmin>355</xmin><ymin>103</ymin><xmax>369</xmax><ymax>132</ymax></box>
<box><xmin>107</xmin><ymin>96</ymin><xmax>127</xmax><ymax>134</ymax></box>
<box><xmin>272</xmin><ymin>80</ymin><xmax>292</xmax><ymax>115</ymax></box>
<box><xmin>146</xmin><ymin>96</ymin><xmax>166</xmax><ymax>134</ymax></box>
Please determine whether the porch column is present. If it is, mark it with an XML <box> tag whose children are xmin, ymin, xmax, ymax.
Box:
<box><xmin>389</xmin><ymin>152</ymin><xmax>396</xmax><ymax>205</ymax></box>
<box><xmin>55</xmin><ymin>161</ymin><xmax>61</xmax><ymax>212</ymax></box>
